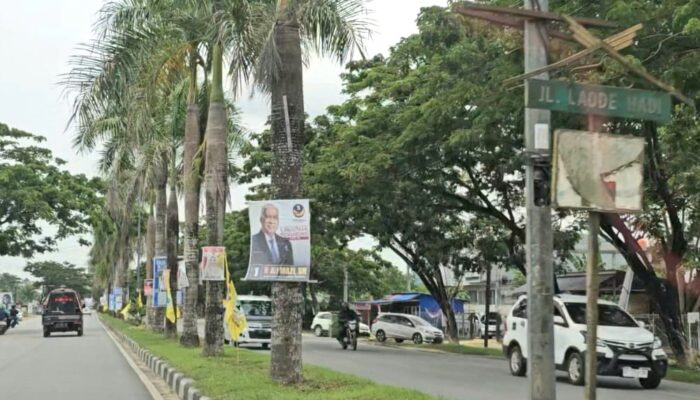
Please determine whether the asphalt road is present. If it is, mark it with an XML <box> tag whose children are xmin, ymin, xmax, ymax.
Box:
<box><xmin>0</xmin><ymin>314</ymin><xmax>153</xmax><ymax>400</ymax></box>
<box><xmin>301</xmin><ymin>335</ymin><xmax>700</xmax><ymax>400</ymax></box>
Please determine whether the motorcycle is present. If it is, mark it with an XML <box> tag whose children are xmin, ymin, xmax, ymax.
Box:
<box><xmin>340</xmin><ymin>320</ymin><xmax>358</xmax><ymax>351</ymax></box>
<box><xmin>0</xmin><ymin>319</ymin><xmax>8</xmax><ymax>335</ymax></box>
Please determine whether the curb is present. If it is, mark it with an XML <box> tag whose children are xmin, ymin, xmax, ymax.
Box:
<box><xmin>106</xmin><ymin>324</ymin><xmax>211</xmax><ymax>400</ymax></box>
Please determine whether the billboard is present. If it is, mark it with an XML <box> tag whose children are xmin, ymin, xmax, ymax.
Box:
<box><xmin>200</xmin><ymin>247</ymin><xmax>226</xmax><ymax>282</ymax></box>
<box><xmin>245</xmin><ymin>199</ymin><xmax>311</xmax><ymax>281</ymax></box>
<box><xmin>552</xmin><ymin>129</ymin><xmax>644</xmax><ymax>213</ymax></box>
<box><xmin>152</xmin><ymin>256</ymin><xmax>167</xmax><ymax>307</ymax></box>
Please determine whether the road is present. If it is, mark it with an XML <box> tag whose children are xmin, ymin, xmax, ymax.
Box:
<box><xmin>0</xmin><ymin>314</ymin><xmax>153</xmax><ymax>400</ymax></box>
<box><xmin>302</xmin><ymin>335</ymin><xmax>700</xmax><ymax>400</ymax></box>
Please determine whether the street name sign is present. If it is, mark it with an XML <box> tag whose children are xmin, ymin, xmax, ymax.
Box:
<box><xmin>526</xmin><ymin>79</ymin><xmax>671</xmax><ymax>122</ymax></box>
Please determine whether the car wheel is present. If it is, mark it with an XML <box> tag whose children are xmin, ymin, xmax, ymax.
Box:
<box><xmin>77</xmin><ymin>328</ymin><xmax>83</xmax><ymax>337</ymax></box>
<box><xmin>412</xmin><ymin>333</ymin><xmax>423</xmax><ymax>344</ymax></box>
<box><xmin>566</xmin><ymin>352</ymin><xmax>585</xmax><ymax>386</ymax></box>
<box><xmin>395</xmin><ymin>338</ymin><xmax>404</xmax><ymax>343</ymax></box>
<box><xmin>508</xmin><ymin>344</ymin><xmax>526</xmax><ymax>376</ymax></box>
<box><xmin>43</xmin><ymin>329</ymin><xmax>50</xmax><ymax>338</ymax></box>
<box><xmin>375</xmin><ymin>330</ymin><xmax>386</xmax><ymax>343</ymax></box>
<box><xmin>639</xmin><ymin>371</ymin><xmax>661</xmax><ymax>389</ymax></box>
<box><xmin>314</xmin><ymin>325</ymin><xmax>323</xmax><ymax>337</ymax></box>
<box><xmin>262</xmin><ymin>343</ymin><xmax>269</xmax><ymax>350</ymax></box>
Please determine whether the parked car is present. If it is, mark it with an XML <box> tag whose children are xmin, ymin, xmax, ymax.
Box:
<box><xmin>371</xmin><ymin>313</ymin><xmax>444</xmax><ymax>344</ymax></box>
<box><xmin>42</xmin><ymin>287</ymin><xmax>84</xmax><ymax>337</ymax></box>
<box><xmin>478</xmin><ymin>312</ymin><xmax>503</xmax><ymax>338</ymax></box>
<box><xmin>503</xmin><ymin>294</ymin><xmax>667</xmax><ymax>389</ymax></box>
<box><xmin>311</xmin><ymin>311</ymin><xmax>370</xmax><ymax>337</ymax></box>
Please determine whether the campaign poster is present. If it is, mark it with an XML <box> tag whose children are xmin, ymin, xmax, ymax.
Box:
<box><xmin>143</xmin><ymin>279</ymin><xmax>153</xmax><ymax>296</ymax></box>
<box><xmin>200</xmin><ymin>247</ymin><xmax>226</xmax><ymax>282</ymax></box>
<box><xmin>245</xmin><ymin>199</ymin><xmax>311</xmax><ymax>281</ymax></box>
<box><xmin>113</xmin><ymin>287</ymin><xmax>123</xmax><ymax>310</ymax></box>
<box><xmin>152</xmin><ymin>256</ymin><xmax>167</xmax><ymax>307</ymax></box>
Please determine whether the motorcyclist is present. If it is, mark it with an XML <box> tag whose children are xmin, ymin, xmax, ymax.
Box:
<box><xmin>336</xmin><ymin>302</ymin><xmax>359</xmax><ymax>346</ymax></box>
<box><xmin>9</xmin><ymin>305</ymin><xmax>19</xmax><ymax>328</ymax></box>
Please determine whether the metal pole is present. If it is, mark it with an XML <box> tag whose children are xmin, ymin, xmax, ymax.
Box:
<box><xmin>135</xmin><ymin>194</ymin><xmax>143</xmax><ymax>303</ymax></box>
<box><xmin>343</xmin><ymin>263</ymin><xmax>349</xmax><ymax>303</ymax></box>
<box><xmin>585</xmin><ymin>213</ymin><xmax>600</xmax><ymax>400</ymax></box>
<box><xmin>484</xmin><ymin>264</ymin><xmax>491</xmax><ymax>348</ymax></box>
<box><xmin>525</xmin><ymin>1</ymin><xmax>556</xmax><ymax>400</ymax></box>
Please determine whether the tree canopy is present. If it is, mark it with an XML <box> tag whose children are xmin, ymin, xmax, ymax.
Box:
<box><xmin>0</xmin><ymin>123</ymin><xmax>103</xmax><ymax>257</ymax></box>
<box><xmin>24</xmin><ymin>261</ymin><xmax>92</xmax><ymax>298</ymax></box>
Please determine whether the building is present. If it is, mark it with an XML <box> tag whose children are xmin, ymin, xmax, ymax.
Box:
<box><xmin>353</xmin><ymin>292</ymin><xmax>466</xmax><ymax>330</ymax></box>
<box><xmin>441</xmin><ymin>266</ymin><xmax>519</xmax><ymax>315</ymax></box>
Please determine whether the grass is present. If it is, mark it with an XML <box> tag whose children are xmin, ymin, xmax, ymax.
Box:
<box><xmin>667</xmin><ymin>366</ymin><xmax>700</xmax><ymax>384</ymax></box>
<box><xmin>100</xmin><ymin>315</ymin><xmax>439</xmax><ymax>400</ymax></box>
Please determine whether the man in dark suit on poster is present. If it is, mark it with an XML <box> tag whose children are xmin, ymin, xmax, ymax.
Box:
<box><xmin>250</xmin><ymin>203</ymin><xmax>294</xmax><ymax>266</ymax></box>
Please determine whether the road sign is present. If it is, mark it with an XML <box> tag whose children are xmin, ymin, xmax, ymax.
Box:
<box><xmin>526</xmin><ymin>79</ymin><xmax>671</xmax><ymax>122</ymax></box>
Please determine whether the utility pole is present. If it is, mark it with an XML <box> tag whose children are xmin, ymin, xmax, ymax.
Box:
<box><xmin>343</xmin><ymin>264</ymin><xmax>349</xmax><ymax>303</ymax></box>
<box><xmin>484</xmin><ymin>264</ymin><xmax>491</xmax><ymax>348</ymax></box>
<box><xmin>524</xmin><ymin>1</ymin><xmax>556</xmax><ymax>400</ymax></box>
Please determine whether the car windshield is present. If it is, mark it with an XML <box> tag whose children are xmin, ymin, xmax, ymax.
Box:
<box><xmin>564</xmin><ymin>303</ymin><xmax>638</xmax><ymax>327</ymax></box>
<box><xmin>239</xmin><ymin>300</ymin><xmax>272</xmax><ymax>317</ymax></box>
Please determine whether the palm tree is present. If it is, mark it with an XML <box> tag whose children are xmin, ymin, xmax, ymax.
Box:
<box><xmin>202</xmin><ymin>40</ymin><xmax>228</xmax><ymax>357</ymax></box>
<box><xmin>231</xmin><ymin>0</ymin><xmax>369</xmax><ymax>383</ymax></box>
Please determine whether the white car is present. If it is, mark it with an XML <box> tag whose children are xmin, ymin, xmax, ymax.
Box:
<box><xmin>503</xmin><ymin>294</ymin><xmax>667</xmax><ymax>389</ymax></box>
<box><xmin>371</xmin><ymin>313</ymin><xmax>444</xmax><ymax>344</ymax></box>
<box><xmin>310</xmin><ymin>311</ymin><xmax>370</xmax><ymax>337</ymax></box>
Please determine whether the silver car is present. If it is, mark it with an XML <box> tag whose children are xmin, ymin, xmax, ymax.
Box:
<box><xmin>371</xmin><ymin>313</ymin><xmax>444</xmax><ymax>344</ymax></box>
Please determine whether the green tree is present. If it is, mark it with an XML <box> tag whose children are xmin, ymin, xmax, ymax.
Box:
<box><xmin>24</xmin><ymin>261</ymin><xmax>92</xmax><ymax>298</ymax></box>
<box><xmin>233</xmin><ymin>0</ymin><xmax>369</xmax><ymax>383</ymax></box>
<box><xmin>0</xmin><ymin>273</ymin><xmax>21</xmax><ymax>296</ymax></box>
<box><xmin>0</xmin><ymin>123</ymin><xmax>102</xmax><ymax>257</ymax></box>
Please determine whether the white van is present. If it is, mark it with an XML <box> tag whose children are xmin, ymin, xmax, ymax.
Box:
<box><xmin>224</xmin><ymin>295</ymin><xmax>272</xmax><ymax>349</ymax></box>
<box><xmin>503</xmin><ymin>294</ymin><xmax>667</xmax><ymax>389</ymax></box>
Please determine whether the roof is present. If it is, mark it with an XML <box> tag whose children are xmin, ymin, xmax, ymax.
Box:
<box><xmin>387</xmin><ymin>293</ymin><xmax>421</xmax><ymax>302</ymax></box>
<box><xmin>514</xmin><ymin>270</ymin><xmax>645</xmax><ymax>294</ymax></box>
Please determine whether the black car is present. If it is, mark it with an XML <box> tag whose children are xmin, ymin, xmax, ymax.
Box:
<box><xmin>42</xmin><ymin>288</ymin><xmax>84</xmax><ymax>337</ymax></box>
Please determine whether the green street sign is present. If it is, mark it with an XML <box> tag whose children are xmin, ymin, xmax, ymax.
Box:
<box><xmin>526</xmin><ymin>79</ymin><xmax>671</xmax><ymax>122</ymax></box>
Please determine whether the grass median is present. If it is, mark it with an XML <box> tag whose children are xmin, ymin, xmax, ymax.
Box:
<box><xmin>100</xmin><ymin>315</ymin><xmax>438</xmax><ymax>400</ymax></box>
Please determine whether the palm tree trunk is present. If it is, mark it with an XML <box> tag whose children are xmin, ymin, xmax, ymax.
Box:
<box><xmin>152</xmin><ymin>164</ymin><xmax>168</xmax><ymax>333</ymax></box>
<box><xmin>165</xmin><ymin>181</ymin><xmax>179</xmax><ymax>338</ymax></box>
<box><xmin>269</xmin><ymin>18</ymin><xmax>305</xmax><ymax>385</ymax></box>
<box><xmin>181</xmin><ymin>54</ymin><xmax>203</xmax><ymax>347</ymax></box>
<box><xmin>202</xmin><ymin>41</ymin><xmax>227</xmax><ymax>357</ymax></box>
<box><xmin>145</xmin><ymin>206</ymin><xmax>156</xmax><ymax>325</ymax></box>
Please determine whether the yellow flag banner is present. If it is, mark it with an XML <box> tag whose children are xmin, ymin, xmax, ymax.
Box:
<box><xmin>164</xmin><ymin>270</ymin><xmax>177</xmax><ymax>323</ymax></box>
<box><xmin>120</xmin><ymin>302</ymin><xmax>131</xmax><ymax>319</ymax></box>
<box><xmin>223</xmin><ymin>256</ymin><xmax>247</xmax><ymax>341</ymax></box>
<box><xmin>136</xmin><ymin>291</ymin><xmax>144</xmax><ymax>309</ymax></box>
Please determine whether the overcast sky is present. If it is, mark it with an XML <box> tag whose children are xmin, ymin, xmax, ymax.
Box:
<box><xmin>0</xmin><ymin>0</ymin><xmax>446</xmax><ymax>279</ymax></box>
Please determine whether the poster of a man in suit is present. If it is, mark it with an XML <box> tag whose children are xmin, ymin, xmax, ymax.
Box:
<box><xmin>246</xmin><ymin>200</ymin><xmax>310</xmax><ymax>281</ymax></box>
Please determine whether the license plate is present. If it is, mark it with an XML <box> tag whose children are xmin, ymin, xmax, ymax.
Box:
<box><xmin>622</xmin><ymin>367</ymin><xmax>649</xmax><ymax>378</ymax></box>
<box><xmin>55</xmin><ymin>323</ymin><xmax>67</xmax><ymax>328</ymax></box>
